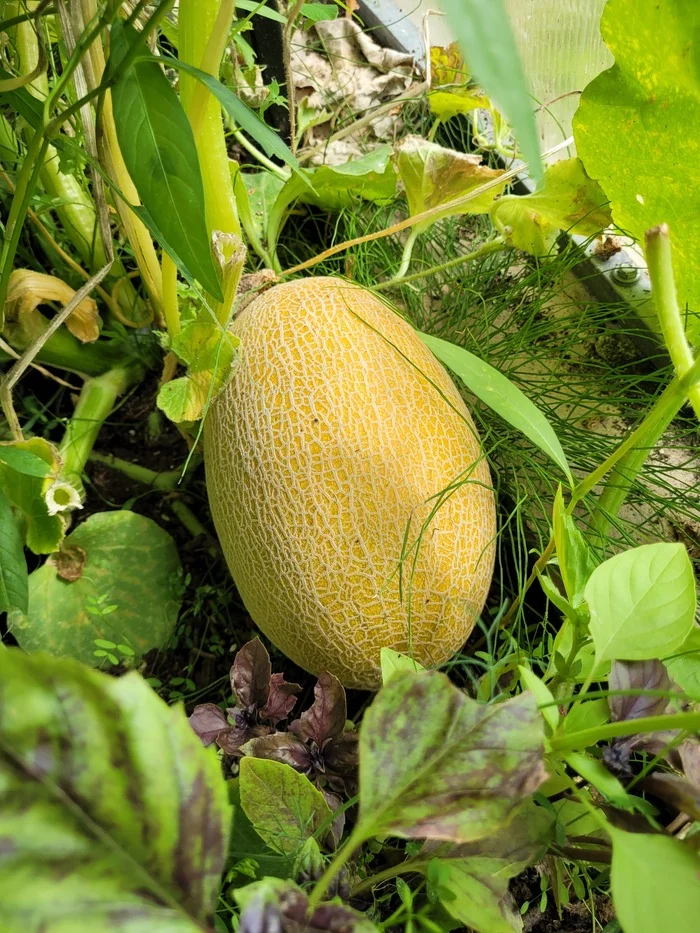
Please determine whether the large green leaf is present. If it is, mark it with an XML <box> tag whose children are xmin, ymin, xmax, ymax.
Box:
<box><xmin>0</xmin><ymin>444</ymin><xmax>52</xmax><ymax>478</ymax></box>
<box><xmin>491</xmin><ymin>158</ymin><xmax>611</xmax><ymax>257</ymax></box>
<box><xmin>109</xmin><ymin>21</ymin><xmax>223</xmax><ymax>300</ymax></box>
<box><xmin>573</xmin><ymin>0</ymin><xmax>700</xmax><ymax>339</ymax></box>
<box><xmin>0</xmin><ymin>650</ymin><xmax>230</xmax><ymax>931</ymax></box>
<box><xmin>11</xmin><ymin>510</ymin><xmax>182</xmax><ymax>663</ymax></box>
<box><xmin>357</xmin><ymin>671</ymin><xmax>547</xmax><ymax>843</ymax></box>
<box><xmin>267</xmin><ymin>147</ymin><xmax>396</xmax><ymax>251</ymax></box>
<box><xmin>609</xmin><ymin>827</ymin><xmax>700</xmax><ymax>933</ymax></box>
<box><xmin>437</xmin><ymin>0</ymin><xmax>542</xmax><ymax>181</ymax></box>
<box><xmin>584</xmin><ymin>542</ymin><xmax>696</xmax><ymax>663</ymax></box>
<box><xmin>238</xmin><ymin>758</ymin><xmax>332</xmax><ymax>858</ymax></box>
<box><xmin>421</xmin><ymin>333</ymin><xmax>572</xmax><ymax>483</ymax></box>
<box><xmin>0</xmin><ymin>487</ymin><xmax>27</xmax><ymax>614</ymax></box>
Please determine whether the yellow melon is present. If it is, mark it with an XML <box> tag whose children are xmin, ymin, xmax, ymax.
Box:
<box><xmin>204</xmin><ymin>277</ymin><xmax>496</xmax><ymax>689</ymax></box>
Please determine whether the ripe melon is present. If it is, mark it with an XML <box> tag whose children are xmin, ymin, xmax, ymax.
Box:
<box><xmin>204</xmin><ymin>277</ymin><xmax>496</xmax><ymax>689</ymax></box>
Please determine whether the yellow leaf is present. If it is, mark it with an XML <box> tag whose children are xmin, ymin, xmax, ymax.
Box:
<box><xmin>5</xmin><ymin>270</ymin><xmax>101</xmax><ymax>343</ymax></box>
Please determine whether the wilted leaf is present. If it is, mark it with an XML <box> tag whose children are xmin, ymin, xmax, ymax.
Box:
<box><xmin>552</xmin><ymin>486</ymin><xmax>599</xmax><ymax>607</ymax></box>
<box><xmin>491</xmin><ymin>158</ymin><xmax>611</xmax><ymax>257</ymax></box>
<box><xmin>358</xmin><ymin>671</ymin><xmax>547</xmax><ymax>843</ymax></box>
<box><xmin>0</xmin><ymin>649</ymin><xmax>230</xmax><ymax>930</ymax></box>
<box><xmin>429</xmin><ymin>88</ymin><xmax>490</xmax><ymax>122</ymax></box>
<box><xmin>157</xmin><ymin>320</ymin><xmax>238</xmax><ymax>423</ymax></box>
<box><xmin>239</xmin><ymin>758</ymin><xmax>333</xmax><ymax>857</ymax></box>
<box><xmin>422</xmin><ymin>333</ymin><xmax>572</xmax><ymax>483</ymax></box>
<box><xmin>48</xmin><ymin>543</ymin><xmax>87</xmax><ymax>582</ymax></box>
<box><xmin>609</xmin><ymin>826</ymin><xmax>700</xmax><ymax>933</ymax></box>
<box><xmin>5</xmin><ymin>269</ymin><xmax>101</xmax><ymax>342</ymax></box>
<box><xmin>430</xmin><ymin>43</ymin><xmax>468</xmax><ymax>87</ymax></box>
<box><xmin>380</xmin><ymin>647</ymin><xmax>427</xmax><ymax>684</ymax></box>
<box><xmin>189</xmin><ymin>703</ymin><xmax>230</xmax><ymax>746</ymax></box>
<box><xmin>609</xmin><ymin>660</ymin><xmax>671</xmax><ymax>722</ymax></box>
<box><xmin>584</xmin><ymin>543</ymin><xmax>696</xmax><ymax>664</ymax></box>
<box><xmin>267</xmin><ymin>147</ymin><xmax>396</xmax><ymax>251</ymax></box>
<box><xmin>0</xmin><ymin>487</ymin><xmax>27</xmax><ymax>614</ymax></box>
<box><xmin>664</xmin><ymin>627</ymin><xmax>700</xmax><ymax>702</ymax></box>
<box><xmin>395</xmin><ymin>136</ymin><xmax>505</xmax><ymax>232</ymax></box>
<box><xmin>0</xmin><ymin>437</ymin><xmax>66</xmax><ymax>554</ymax></box>
<box><xmin>573</xmin><ymin>0</ymin><xmax>700</xmax><ymax>340</ymax></box>
<box><xmin>12</xmin><ymin>510</ymin><xmax>182</xmax><ymax>663</ymax></box>
<box><xmin>290</xmin><ymin>671</ymin><xmax>346</xmax><ymax>747</ymax></box>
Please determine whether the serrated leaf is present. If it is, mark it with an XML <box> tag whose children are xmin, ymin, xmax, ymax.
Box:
<box><xmin>267</xmin><ymin>147</ymin><xmax>396</xmax><ymax>251</ymax></box>
<box><xmin>109</xmin><ymin>21</ymin><xmax>223</xmax><ymax>300</ymax></box>
<box><xmin>0</xmin><ymin>437</ymin><xmax>65</xmax><ymax>554</ymax></box>
<box><xmin>395</xmin><ymin>136</ymin><xmax>505</xmax><ymax>233</ymax></box>
<box><xmin>239</xmin><ymin>758</ymin><xmax>332</xmax><ymax>857</ymax></box>
<box><xmin>12</xmin><ymin>511</ymin><xmax>182</xmax><ymax>663</ymax></box>
<box><xmin>584</xmin><ymin>543</ymin><xmax>696</xmax><ymax>664</ymax></box>
<box><xmin>0</xmin><ymin>649</ymin><xmax>230</xmax><ymax>931</ymax></box>
<box><xmin>437</xmin><ymin>0</ymin><xmax>542</xmax><ymax>181</ymax></box>
<box><xmin>357</xmin><ymin>671</ymin><xmax>547</xmax><ymax>843</ymax></box>
<box><xmin>491</xmin><ymin>158</ymin><xmax>611</xmax><ymax>257</ymax></box>
<box><xmin>380</xmin><ymin>648</ymin><xmax>426</xmax><ymax>684</ymax></box>
<box><xmin>421</xmin><ymin>333</ymin><xmax>572</xmax><ymax>483</ymax></box>
<box><xmin>609</xmin><ymin>827</ymin><xmax>700</xmax><ymax>933</ymax></box>
<box><xmin>0</xmin><ymin>488</ymin><xmax>27</xmax><ymax>614</ymax></box>
<box><xmin>664</xmin><ymin>627</ymin><xmax>700</xmax><ymax>702</ymax></box>
<box><xmin>573</xmin><ymin>0</ymin><xmax>700</xmax><ymax>339</ymax></box>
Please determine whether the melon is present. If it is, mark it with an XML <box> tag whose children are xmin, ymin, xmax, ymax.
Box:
<box><xmin>204</xmin><ymin>277</ymin><xmax>496</xmax><ymax>689</ymax></box>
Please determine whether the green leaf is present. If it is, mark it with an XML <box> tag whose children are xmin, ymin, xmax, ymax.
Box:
<box><xmin>228</xmin><ymin>778</ymin><xmax>294</xmax><ymax>880</ymax></box>
<box><xmin>236</xmin><ymin>0</ymin><xmax>287</xmax><ymax>22</ymax></box>
<box><xmin>301</xmin><ymin>3</ymin><xmax>338</xmax><ymax>22</ymax></box>
<box><xmin>519</xmin><ymin>666</ymin><xmax>558</xmax><ymax>732</ymax></box>
<box><xmin>429</xmin><ymin>88</ymin><xmax>490</xmax><ymax>122</ymax></box>
<box><xmin>109</xmin><ymin>21</ymin><xmax>223</xmax><ymax>300</ymax></box>
<box><xmin>573</xmin><ymin>0</ymin><xmax>700</xmax><ymax>339</ymax></box>
<box><xmin>430</xmin><ymin>859</ymin><xmax>521</xmax><ymax>933</ymax></box>
<box><xmin>562</xmin><ymin>699</ymin><xmax>609</xmax><ymax>736</ymax></box>
<box><xmin>544</xmin><ymin>619</ymin><xmax>608</xmax><ymax>684</ymax></box>
<box><xmin>157</xmin><ymin>322</ymin><xmax>238</xmax><ymax>423</ymax></box>
<box><xmin>0</xmin><ymin>488</ymin><xmax>27</xmax><ymax>614</ymax></box>
<box><xmin>664</xmin><ymin>627</ymin><xmax>700</xmax><ymax>702</ymax></box>
<box><xmin>437</xmin><ymin>0</ymin><xmax>542</xmax><ymax>181</ymax></box>
<box><xmin>238</xmin><ymin>758</ymin><xmax>332</xmax><ymax>857</ymax></box>
<box><xmin>0</xmin><ymin>649</ymin><xmax>230</xmax><ymax>931</ymax></box>
<box><xmin>584</xmin><ymin>543</ymin><xmax>696</xmax><ymax>663</ymax></box>
<box><xmin>564</xmin><ymin>751</ymin><xmax>655</xmax><ymax>815</ymax></box>
<box><xmin>12</xmin><ymin>511</ymin><xmax>182</xmax><ymax>663</ymax></box>
<box><xmin>552</xmin><ymin>487</ymin><xmax>598</xmax><ymax>607</ymax></box>
<box><xmin>232</xmin><ymin>166</ymin><xmax>285</xmax><ymax>252</ymax></box>
<box><xmin>491</xmin><ymin>158</ymin><xmax>611</xmax><ymax>257</ymax></box>
<box><xmin>0</xmin><ymin>437</ymin><xmax>65</xmax><ymax>555</ymax></box>
<box><xmin>394</xmin><ymin>136</ymin><xmax>505</xmax><ymax>233</ymax></box>
<box><xmin>421</xmin><ymin>332</ymin><xmax>572</xmax><ymax>483</ymax></box>
<box><xmin>268</xmin><ymin>147</ymin><xmax>396</xmax><ymax>251</ymax></box>
<box><xmin>380</xmin><ymin>647</ymin><xmax>426</xmax><ymax>685</ymax></box>
<box><xmin>357</xmin><ymin>671</ymin><xmax>547</xmax><ymax>843</ymax></box>
<box><xmin>0</xmin><ymin>444</ymin><xmax>51</xmax><ymax>478</ymax></box>
<box><xmin>538</xmin><ymin>574</ymin><xmax>579</xmax><ymax>625</ymax></box>
<box><xmin>609</xmin><ymin>827</ymin><xmax>700</xmax><ymax>933</ymax></box>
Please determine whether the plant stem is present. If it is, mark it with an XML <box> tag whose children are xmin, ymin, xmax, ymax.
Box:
<box><xmin>550</xmin><ymin>710</ymin><xmax>700</xmax><ymax>753</ymax></box>
<box><xmin>384</xmin><ymin>229</ymin><xmax>420</xmax><ymax>286</ymax></box>
<box><xmin>229</xmin><ymin>124</ymin><xmax>289</xmax><ymax>179</ymax></box>
<box><xmin>375</xmin><ymin>236</ymin><xmax>507</xmax><ymax>292</ymax></box>
<box><xmin>169</xmin><ymin>498</ymin><xmax>211</xmax><ymax>539</ymax></box>
<box><xmin>88</xmin><ymin>451</ymin><xmax>187</xmax><ymax>491</ymax></box>
<box><xmin>307</xmin><ymin>822</ymin><xmax>369</xmax><ymax>909</ymax></box>
<box><xmin>161</xmin><ymin>254</ymin><xmax>180</xmax><ymax>338</ymax></box>
<box><xmin>59</xmin><ymin>366</ymin><xmax>141</xmax><ymax>488</ymax></box>
<box><xmin>179</xmin><ymin>0</ymin><xmax>240</xmax><ymax>244</ymax></box>
<box><xmin>645</xmin><ymin>224</ymin><xmax>700</xmax><ymax>418</ymax></box>
<box><xmin>350</xmin><ymin>859</ymin><xmax>430</xmax><ymax>896</ymax></box>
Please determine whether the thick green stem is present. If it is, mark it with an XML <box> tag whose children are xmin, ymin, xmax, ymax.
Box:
<box><xmin>88</xmin><ymin>451</ymin><xmax>186</xmax><ymax>490</ymax></box>
<box><xmin>645</xmin><ymin>224</ymin><xmax>700</xmax><ymax>418</ymax></box>
<box><xmin>59</xmin><ymin>366</ymin><xmax>141</xmax><ymax>487</ymax></box>
<box><xmin>551</xmin><ymin>710</ymin><xmax>700</xmax><ymax>753</ymax></box>
<box><xmin>307</xmin><ymin>822</ymin><xmax>369</xmax><ymax>909</ymax></box>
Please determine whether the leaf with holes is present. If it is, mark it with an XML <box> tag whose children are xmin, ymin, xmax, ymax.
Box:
<box><xmin>109</xmin><ymin>21</ymin><xmax>222</xmax><ymax>300</ymax></box>
<box><xmin>422</xmin><ymin>333</ymin><xmax>572</xmax><ymax>483</ymax></box>
<box><xmin>11</xmin><ymin>510</ymin><xmax>182</xmax><ymax>663</ymax></box>
<box><xmin>584</xmin><ymin>543</ymin><xmax>696</xmax><ymax>664</ymax></box>
<box><xmin>0</xmin><ymin>649</ymin><xmax>229</xmax><ymax>930</ymax></box>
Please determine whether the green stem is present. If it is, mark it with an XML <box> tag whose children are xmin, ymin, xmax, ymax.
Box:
<box><xmin>384</xmin><ymin>229</ymin><xmax>420</xmax><ymax>286</ymax></box>
<box><xmin>0</xmin><ymin>131</ymin><xmax>49</xmax><ymax>318</ymax></box>
<box><xmin>645</xmin><ymin>224</ymin><xmax>700</xmax><ymax>419</ymax></box>
<box><xmin>88</xmin><ymin>451</ymin><xmax>187</xmax><ymax>491</ymax></box>
<box><xmin>59</xmin><ymin>366</ymin><xmax>141</xmax><ymax>487</ymax></box>
<box><xmin>374</xmin><ymin>236</ymin><xmax>507</xmax><ymax>292</ymax></box>
<box><xmin>307</xmin><ymin>822</ymin><xmax>369</xmax><ymax>909</ymax></box>
<box><xmin>550</xmin><ymin>710</ymin><xmax>700</xmax><ymax>754</ymax></box>
<box><xmin>351</xmin><ymin>859</ymin><xmax>430</xmax><ymax>896</ymax></box>
<box><xmin>229</xmin><ymin>125</ymin><xmax>289</xmax><ymax>180</ymax></box>
<box><xmin>169</xmin><ymin>499</ymin><xmax>211</xmax><ymax>539</ymax></box>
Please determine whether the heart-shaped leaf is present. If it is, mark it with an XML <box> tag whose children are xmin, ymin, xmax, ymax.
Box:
<box><xmin>0</xmin><ymin>650</ymin><xmax>230</xmax><ymax>930</ymax></box>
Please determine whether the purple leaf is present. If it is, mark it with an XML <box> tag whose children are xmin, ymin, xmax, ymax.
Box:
<box><xmin>310</xmin><ymin>903</ymin><xmax>369</xmax><ymax>932</ymax></box>
<box><xmin>261</xmin><ymin>673</ymin><xmax>301</xmax><ymax>726</ymax></box>
<box><xmin>232</xmin><ymin>638</ymin><xmax>272</xmax><ymax>710</ymax></box>
<box><xmin>321</xmin><ymin>790</ymin><xmax>346</xmax><ymax>850</ymax></box>
<box><xmin>290</xmin><ymin>672</ymin><xmax>347</xmax><ymax>747</ymax></box>
<box><xmin>679</xmin><ymin>739</ymin><xmax>700</xmax><ymax>787</ymax></box>
<box><xmin>641</xmin><ymin>772</ymin><xmax>700</xmax><ymax>821</ymax></box>
<box><xmin>217</xmin><ymin>723</ymin><xmax>272</xmax><ymax>757</ymax></box>
<box><xmin>324</xmin><ymin>731</ymin><xmax>359</xmax><ymax>794</ymax></box>
<box><xmin>608</xmin><ymin>660</ymin><xmax>670</xmax><ymax>722</ymax></box>
<box><xmin>188</xmin><ymin>703</ymin><xmax>229</xmax><ymax>746</ymax></box>
<box><xmin>241</xmin><ymin>732</ymin><xmax>313</xmax><ymax>772</ymax></box>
